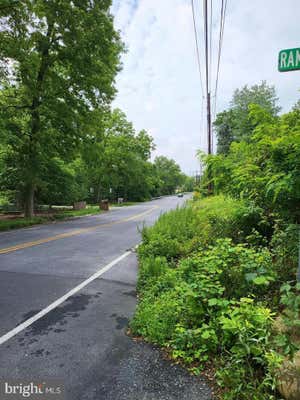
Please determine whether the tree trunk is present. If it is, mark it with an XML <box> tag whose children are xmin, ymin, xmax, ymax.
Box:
<box><xmin>23</xmin><ymin>21</ymin><xmax>54</xmax><ymax>219</ymax></box>
<box><xmin>97</xmin><ymin>181</ymin><xmax>102</xmax><ymax>202</ymax></box>
<box><xmin>24</xmin><ymin>183</ymin><xmax>35</xmax><ymax>218</ymax></box>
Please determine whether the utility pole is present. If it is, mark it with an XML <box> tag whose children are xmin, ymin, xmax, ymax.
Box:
<box><xmin>204</xmin><ymin>0</ymin><xmax>212</xmax><ymax>192</ymax></box>
<box><xmin>207</xmin><ymin>92</ymin><xmax>212</xmax><ymax>155</ymax></box>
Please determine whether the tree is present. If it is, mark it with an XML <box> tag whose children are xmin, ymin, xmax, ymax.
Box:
<box><xmin>0</xmin><ymin>0</ymin><xmax>123</xmax><ymax>216</ymax></box>
<box><xmin>154</xmin><ymin>156</ymin><xmax>184</xmax><ymax>195</ymax></box>
<box><xmin>292</xmin><ymin>99</ymin><xmax>300</xmax><ymax>111</ymax></box>
<box><xmin>35</xmin><ymin>157</ymin><xmax>88</xmax><ymax>206</ymax></box>
<box><xmin>203</xmin><ymin>104</ymin><xmax>300</xmax><ymax>222</ymax></box>
<box><xmin>215</xmin><ymin>81</ymin><xmax>280</xmax><ymax>154</ymax></box>
<box><xmin>214</xmin><ymin>110</ymin><xmax>236</xmax><ymax>154</ymax></box>
<box><xmin>81</xmin><ymin>109</ymin><xmax>156</xmax><ymax>202</ymax></box>
<box><xmin>182</xmin><ymin>175</ymin><xmax>195</xmax><ymax>192</ymax></box>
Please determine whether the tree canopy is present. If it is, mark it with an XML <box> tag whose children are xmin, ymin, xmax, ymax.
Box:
<box><xmin>0</xmin><ymin>2</ymin><xmax>191</xmax><ymax>213</ymax></box>
<box><xmin>0</xmin><ymin>0</ymin><xmax>123</xmax><ymax>216</ymax></box>
<box><xmin>215</xmin><ymin>81</ymin><xmax>281</xmax><ymax>154</ymax></box>
<box><xmin>201</xmin><ymin>85</ymin><xmax>300</xmax><ymax>222</ymax></box>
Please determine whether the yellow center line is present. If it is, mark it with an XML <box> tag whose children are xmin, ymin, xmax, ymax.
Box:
<box><xmin>0</xmin><ymin>206</ymin><xmax>158</xmax><ymax>255</ymax></box>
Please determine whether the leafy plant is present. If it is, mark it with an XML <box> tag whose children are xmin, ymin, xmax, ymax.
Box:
<box><xmin>132</xmin><ymin>193</ymin><xmax>297</xmax><ymax>399</ymax></box>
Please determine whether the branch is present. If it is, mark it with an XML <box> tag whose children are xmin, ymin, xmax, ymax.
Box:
<box><xmin>0</xmin><ymin>1</ymin><xmax>20</xmax><ymax>12</ymax></box>
<box><xmin>0</xmin><ymin>104</ymin><xmax>31</xmax><ymax>112</ymax></box>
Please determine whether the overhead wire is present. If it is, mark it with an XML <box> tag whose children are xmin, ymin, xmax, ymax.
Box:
<box><xmin>209</xmin><ymin>0</ymin><xmax>213</xmax><ymax>93</ymax></box>
<box><xmin>212</xmin><ymin>0</ymin><xmax>228</xmax><ymax>120</ymax></box>
<box><xmin>190</xmin><ymin>0</ymin><xmax>205</xmax><ymax>98</ymax></box>
<box><xmin>190</xmin><ymin>0</ymin><xmax>228</xmax><ymax>155</ymax></box>
<box><xmin>203</xmin><ymin>0</ymin><xmax>209</xmax><ymax>98</ymax></box>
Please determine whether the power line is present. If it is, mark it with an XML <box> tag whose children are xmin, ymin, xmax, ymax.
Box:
<box><xmin>190</xmin><ymin>0</ymin><xmax>204</xmax><ymax>98</ymax></box>
<box><xmin>203</xmin><ymin>0</ymin><xmax>209</xmax><ymax>98</ymax></box>
<box><xmin>213</xmin><ymin>0</ymin><xmax>228</xmax><ymax>119</ymax></box>
<box><xmin>190</xmin><ymin>0</ymin><xmax>228</xmax><ymax>158</ymax></box>
<box><xmin>209</xmin><ymin>0</ymin><xmax>213</xmax><ymax>93</ymax></box>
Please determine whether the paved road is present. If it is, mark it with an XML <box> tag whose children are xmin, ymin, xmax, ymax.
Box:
<box><xmin>0</xmin><ymin>196</ymin><xmax>211</xmax><ymax>400</ymax></box>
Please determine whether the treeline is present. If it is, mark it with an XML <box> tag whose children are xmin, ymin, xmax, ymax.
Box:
<box><xmin>0</xmin><ymin>105</ymin><xmax>187</xmax><ymax>207</ymax></box>
<box><xmin>200</xmin><ymin>81</ymin><xmax>300</xmax><ymax>223</ymax></box>
<box><xmin>0</xmin><ymin>1</ymin><xmax>188</xmax><ymax>217</ymax></box>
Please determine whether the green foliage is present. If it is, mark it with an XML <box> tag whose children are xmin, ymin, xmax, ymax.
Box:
<box><xmin>0</xmin><ymin>4</ymin><xmax>188</xmax><ymax>214</ymax></box>
<box><xmin>131</xmin><ymin>288</ymin><xmax>184</xmax><ymax>345</ymax></box>
<box><xmin>1</xmin><ymin>101</ymin><xmax>187</xmax><ymax>210</ymax></box>
<box><xmin>182</xmin><ymin>175</ymin><xmax>195</xmax><ymax>192</ymax></box>
<box><xmin>215</xmin><ymin>81</ymin><xmax>280</xmax><ymax>154</ymax></box>
<box><xmin>139</xmin><ymin>205</ymin><xmax>198</xmax><ymax>260</ymax></box>
<box><xmin>132</xmin><ymin>194</ymin><xmax>296</xmax><ymax>399</ymax></box>
<box><xmin>36</xmin><ymin>157</ymin><xmax>88</xmax><ymax>205</ymax></box>
<box><xmin>214</xmin><ymin>110</ymin><xmax>236</xmax><ymax>154</ymax></box>
<box><xmin>275</xmin><ymin>282</ymin><xmax>300</xmax><ymax>357</ymax></box>
<box><xmin>81</xmin><ymin>109</ymin><xmax>157</xmax><ymax>203</ymax></box>
<box><xmin>132</xmin><ymin>82</ymin><xmax>299</xmax><ymax>398</ymax></box>
<box><xmin>271</xmin><ymin>223</ymin><xmax>299</xmax><ymax>286</ymax></box>
<box><xmin>0</xmin><ymin>216</ymin><xmax>48</xmax><ymax>231</ymax></box>
<box><xmin>216</xmin><ymin>299</ymin><xmax>277</xmax><ymax>400</ymax></box>
<box><xmin>137</xmin><ymin>256</ymin><xmax>169</xmax><ymax>292</ymax></box>
<box><xmin>139</xmin><ymin>196</ymin><xmax>272</xmax><ymax>261</ymax></box>
<box><xmin>202</xmin><ymin>105</ymin><xmax>300</xmax><ymax>222</ymax></box>
<box><xmin>0</xmin><ymin>205</ymin><xmax>102</xmax><ymax>231</ymax></box>
<box><xmin>0</xmin><ymin>0</ymin><xmax>123</xmax><ymax>216</ymax></box>
<box><xmin>153</xmin><ymin>156</ymin><xmax>185</xmax><ymax>196</ymax></box>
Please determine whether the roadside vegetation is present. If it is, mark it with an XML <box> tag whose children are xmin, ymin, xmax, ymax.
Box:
<box><xmin>131</xmin><ymin>83</ymin><xmax>300</xmax><ymax>400</ymax></box>
<box><xmin>0</xmin><ymin>3</ymin><xmax>190</xmax><ymax>219</ymax></box>
<box><xmin>0</xmin><ymin>205</ymin><xmax>103</xmax><ymax>231</ymax></box>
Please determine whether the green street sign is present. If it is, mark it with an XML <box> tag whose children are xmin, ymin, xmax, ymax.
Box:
<box><xmin>278</xmin><ymin>47</ymin><xmax>300</xmax><ymax>72</ymax></box>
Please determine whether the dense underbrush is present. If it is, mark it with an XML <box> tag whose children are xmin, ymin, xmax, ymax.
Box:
<box><xmin>131</xmin><ymin>196</ymin><xmax>299</xmax><ymax>399</ymax></box>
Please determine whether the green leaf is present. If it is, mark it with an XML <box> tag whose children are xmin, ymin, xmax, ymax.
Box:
<box><xmin>253</xmin><ymin>276</ymin><xmax>270</xmax><ymax>285</ymax></box>
<box><xmin>201</xmin><ymin>330</ymin><xmax>211</xmax><ymax>339</ymax></box>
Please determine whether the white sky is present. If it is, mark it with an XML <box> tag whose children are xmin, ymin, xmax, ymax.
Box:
<box><xmin>111</xmin><ymin>0</ymin><xmax>300</xmax><ymax>173</ymax></box>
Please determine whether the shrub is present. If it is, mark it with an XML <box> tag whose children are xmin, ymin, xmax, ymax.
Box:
<box><xmin>271</xmin><ymin>223</ymin><xmax>299</xmax><ymax>284</ymax></box>
<box><xmin>137</xmin><ymin>256</ymin><xmax>169</xmax><ymax>292</ymax></box>
<box><xmin>138</xmin><ymin>196</ymin><xmax>272</xmax><ymax>266</ymax></box>
<box><xmin>131</xmin><ymin>289</ymin><xmax>184</xmax><ymax>345</ymax></box>
<box><xmin>132</xmin><ymin>195</ymin><xmax>296</xmax><ymax>399</ymax></box>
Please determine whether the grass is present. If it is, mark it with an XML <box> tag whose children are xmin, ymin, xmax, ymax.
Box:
<box><xmin>0</xmin><ymin>205</ymin><xmax>103</xmax><ymax>232</ymax></box>
<box><xmin>0</xmin><ymin>201</ymin><xmax>145</xmax><ymax>232</ymax></box>
<box><xmin>131</xmin><ymin>195</ymin><xmax>299</xmax><ymax>399</ymax></box>
<box><xmin>53</xmin><ymin>205</ymin><xmax>101</xmax><ymax>219</ymax></box>
<box><xmin>0</xmin><ymin>217</ymin><xmax>50</xmax><ymax>231</ymax></box>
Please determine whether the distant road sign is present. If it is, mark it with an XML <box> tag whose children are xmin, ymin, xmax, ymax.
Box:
<box><xmin>278</xmin><ymin>47</ymin><xmax>300</xmax><ymax>72</ymax></box>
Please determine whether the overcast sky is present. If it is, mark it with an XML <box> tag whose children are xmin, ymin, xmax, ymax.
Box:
<box><xmin>111</xmin><ymin>0</ymin><xmax>300</xmax><ymax>174</ymax></box>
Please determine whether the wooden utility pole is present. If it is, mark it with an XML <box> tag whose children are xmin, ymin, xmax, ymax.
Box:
<box><xmin>204</xmin><ymin>0</ymin><xmax>212</xmax><ymax>192</ymax></box>
<box><xmin>207</xmin><ymin>92</ymin><xmax>212</xmax><ymax>155</ymax></box>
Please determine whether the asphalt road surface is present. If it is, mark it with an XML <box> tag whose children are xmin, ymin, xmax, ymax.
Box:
<box><xmin>0</xmin><ymin>196</ymin><xmax>212</xmax><ymax>400</ymax></box>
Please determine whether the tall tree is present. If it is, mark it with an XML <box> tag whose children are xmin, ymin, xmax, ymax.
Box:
<box><xmin>215</xmin><ymin>81</ymin><xmax>280</xmax><ymax>154</ymax></box>
<box><xmin>81</xmin><ymin>109</ymin><xmax>156</xmax><ymax>202</ymax></box>
<box><xmin>292</xmin><ymin>99</ymin><xmax>300</xmax><ymax>111</ymax></box>
<box><xmin>0</xmin><ymin>0</ymin><xmax>123</xmax><ymax>216</ymax></box>
<box><xmin>154</xmin><ymin>156</ymin><xmax>184</xmax><ymax>195</ymax></box>
<box><xmin>214</xmin><ymin>110</ymin><xmax>235</xmax><ymax>154</ymax></box>
<box><xmin>204</xmin><ymin>105</ymin><xmax>300</xmax><ymax>221</ymax></box>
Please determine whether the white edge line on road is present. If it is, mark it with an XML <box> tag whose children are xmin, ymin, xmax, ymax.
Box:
<box><xmin>0</xmin><ymin>250</ymin><xmax>132</xmax><ymax>346</ymax></box>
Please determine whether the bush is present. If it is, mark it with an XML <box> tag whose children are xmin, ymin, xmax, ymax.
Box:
<box><xmin>131</xmin><ymin>288</ymin><xmax>184</xmax><ymax>345</ymax></box>
<box><xmin>137</xmin><ymin>256</ymin><xmax>169</xmax><ymax>292</ymax></box>
<box><xmin>216</xmin><ymin>299</ymin><xmax>276</xmax><ymax>400</ymax></box>
<box><xmin>132</xmin><ymin>195</ymin><xmax>297</xmax><ymax>399</ymax></box>
<box><xmin>138</xmin><ymin>196</ymin><xmax>272</xmax><ymax>264</ymax></box>
<box><xmin>271</xmin><ymin>223</ymin><xmax>299</xmax><ymax>284</ymax></box>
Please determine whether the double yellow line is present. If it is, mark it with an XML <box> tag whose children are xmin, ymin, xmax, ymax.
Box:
<box><xmin>0</xmin><ymin>206</ymin><xmax>158</xmax><ymax>255</ymax></box>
